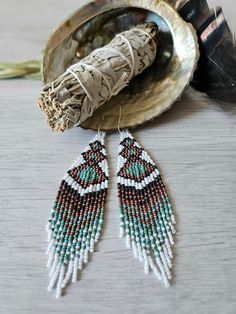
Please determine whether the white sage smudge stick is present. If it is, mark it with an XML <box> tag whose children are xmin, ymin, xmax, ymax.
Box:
<box><xmin>38</xmin><ymin>23</ymin><xmax>158</xmax><ymax>132</ymax></box>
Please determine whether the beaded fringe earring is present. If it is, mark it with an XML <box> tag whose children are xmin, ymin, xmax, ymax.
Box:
<box><xmin>117</xmin><ymin>130</ymin><xmax>176</xmax><ymax>287</ymax></box>
<box><xmin>46</xmin><ymin>131</ymin><xmax>109</xmax><ymax>298</ymax></box>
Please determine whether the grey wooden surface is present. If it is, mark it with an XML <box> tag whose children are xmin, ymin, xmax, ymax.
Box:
<box><xmin>0</xmin><ymin>1</ymin><xmax>236</xmax><ymax>313</ymax></box>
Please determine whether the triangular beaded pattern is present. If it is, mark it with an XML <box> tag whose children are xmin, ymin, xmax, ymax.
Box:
<box><xmin>46</xmin><ymin>132</ymin><xmax>108</xmax><ymax>297</ymax></box>
<box><xmin>117</xmin><ymin>130</ymin><xmax>176</xmax><ymax>287</ymax></box>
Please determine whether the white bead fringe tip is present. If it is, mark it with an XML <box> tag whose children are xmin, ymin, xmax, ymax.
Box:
<box><xmin>120</xmin><ymin>231</ymin><xmax>174</xmax><ymax>288</ymax></box>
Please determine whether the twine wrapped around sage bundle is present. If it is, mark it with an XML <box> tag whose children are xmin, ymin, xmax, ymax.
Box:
<box><xmin>38</xmin><ymin>23</ymin><xmax>158</xmax><ymax>132</ymax></box>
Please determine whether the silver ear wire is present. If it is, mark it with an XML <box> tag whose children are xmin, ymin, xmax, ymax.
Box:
<box><xmin>117</xmin><ymin>106</ymin><xmax>122</xmax><ymax>134</ymax></box>
<box><xmin>97</xmin><ymin>114</ymin><xmax>104</xmax><ymax>133</ymax></box>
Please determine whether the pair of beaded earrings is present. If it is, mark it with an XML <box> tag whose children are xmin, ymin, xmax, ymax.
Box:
<box><xmin>46</xmin><ymin>129</ymin><xmax>176</xmax><ymax>298</ymax></box>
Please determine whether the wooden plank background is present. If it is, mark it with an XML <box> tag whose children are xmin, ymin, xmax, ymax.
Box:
<box><xmin>0</xmin><ymin>1</ymin><xmax>236</xmax><ymax>313</ymax></box>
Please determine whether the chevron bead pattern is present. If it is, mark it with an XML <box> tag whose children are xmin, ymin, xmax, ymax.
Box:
<box><xmin>117</xmin><ymin>130</ymin><xmax>176</xmax><ymax>287</ymax></box>
<box><xmin>46</xmin><ymin>131</ymin><xmax>108</xmax><ymax>297</ymax></box>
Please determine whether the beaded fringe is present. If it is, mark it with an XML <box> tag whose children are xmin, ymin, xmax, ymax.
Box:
<box><xmin>117</xmin><ymin>130</ymin><xmax>176</xmax><ymax>287</ymax></box>
<box><xmin>46</xmin><ymin>131</ymin><xmax>108</xmax><ymax>297</ymax></box>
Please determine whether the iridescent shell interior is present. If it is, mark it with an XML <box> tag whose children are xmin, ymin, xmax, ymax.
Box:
<box><xmin>74</xmin><ymin>8</ymin><xmax>173</xmax><ymax>69</ymax></box>
<box><xmin>42</xmin><ymin>0</ymin><xmax>199</xmax><ymax>131</ymax></box>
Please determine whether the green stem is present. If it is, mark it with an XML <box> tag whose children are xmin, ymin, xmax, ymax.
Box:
<box><xmin>0</xmin><ymin>60</ymin><xmax>41</xmax><ymax>79</ymax></box>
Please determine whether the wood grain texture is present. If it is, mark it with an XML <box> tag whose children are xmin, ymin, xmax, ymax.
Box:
<box><xmin>0</xmin><ymin>1</ymin><xmax>236</xmax><ymax>313</ymax></box>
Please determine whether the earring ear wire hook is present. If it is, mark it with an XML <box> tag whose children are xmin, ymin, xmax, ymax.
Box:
<box><xmin>97</xmin><ymin>114</ymin><xmax>105</xmax><ymax>134</ymax></box>
<box><xmin>118</xmin><ymin>106</ymin><xmax>122</xmax><ymax>134</ymax></box>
